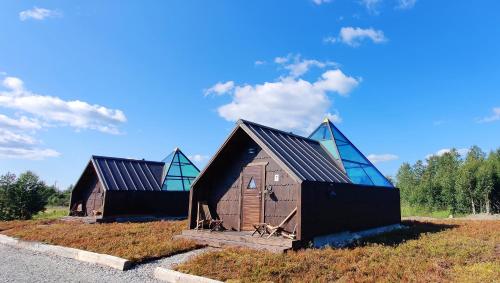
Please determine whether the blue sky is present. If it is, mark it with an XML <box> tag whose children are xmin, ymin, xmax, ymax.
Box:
<box><xmin>1</xmin><ymin>0</ymin><xmax>499</xmax><ymax>189</ymax></box>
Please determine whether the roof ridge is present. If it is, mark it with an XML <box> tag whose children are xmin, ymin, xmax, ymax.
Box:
<box><xmin>237</xmin><ymin>119</ymin><xmax>321</xmax><ymax>144</ymax></box>
<box><xmin>91</xmin><ymin>155</ymin><xmax>165</xmax><ymax>165</ymax></box>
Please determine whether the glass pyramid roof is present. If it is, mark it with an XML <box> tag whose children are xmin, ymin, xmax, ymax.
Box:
<box><xmin>161</xmin><ymin>148</ymin><xmax>200</xmax><ymax>191</ymax></box>
<box><xmin>308</xmin><ymin>119</ymin><xmax>394</xmax><ymax>188</ymax></box>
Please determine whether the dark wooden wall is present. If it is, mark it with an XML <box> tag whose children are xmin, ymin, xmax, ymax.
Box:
<box><xmin>300</xmin><ymin>181</ymin><xmax>401</xmax><ymax>241</ymax></box>
<box><xmin>264</xmin><ymin>159</ymin><xmax>299</xmax><ymax>233</ymax></box>
<box><xmin>85</xmin><ymin>179</ymin><xmax>103</xmax><ymax>216</ymax></box>
<box><xmin>70</xmin><ymin>162</ymin><xmax>103</xmax><ymax>216</ymax></box>
<box><xmin>189</xmin><ymin>128</ymin><xmax>299</xmax><ymax>232</ymax></box>
<box><xmin>71</xmin><ymin>162</ymin><xmax>190</xmax><ymax>218</ymax></box>
<box><xmin>103</xmin><ymin>191</ymin><xmax>189</xmax><ymax>217</ymax></box>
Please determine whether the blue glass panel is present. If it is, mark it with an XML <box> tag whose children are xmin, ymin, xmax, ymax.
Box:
<box><xmin>181</xmin><ymin>165</ymin><xmax>199</xmax><ymax>177</ymax></box>
<box><xmin>163</xmin><ymin>179</ymin><xmax>184</xmax><ymax>191</ymax></box>
<box><xmin>167</xmin><ymin>163</ymin><xmax>182</xmax><ymax>176</ymax></box>
<box><xmin>320</xmin><ymin>140</ymin><xmax>340</xmax><ymax>160</ymax></box>
<box><xmin>342</xmin><ymin>160</ymin><xmax>361</xmax><ymax>169</ymax></box>
<box><xmin>178</xmin><ymin>153</ymin><xmax>190</xmax><ymax>164</ymax></box>
<box><xmin>362</xmin><ymin>166</ymin><xmax>393</xmax><ymax>187</ymax></box>
<box><xmin>331</xmin><ymin>125</ymin><xmax>348</xmax><ymax>143</ymax></box>
<box><xmin>183</xmin><ymin>179</ymin><xmax>193</xmax><ymax>190</ymax></box>
<box><xmin>345</xmin><ymin>167</ymin><xmax>373</xmax><ymax>185</ymax></box>
<box><xmin>336</xmin><ymin>144</ymin><xmax>370</xmax><ymax>164</ymax></box>
<box><xmin>162</xmin><ymin>152</ymin><xmax>175</xmax><ymax>165</ymax></box>
<box><xmin>309</xmin><ymin>124</ymin><xmax>332</xmax><ymax>141</ymax></box>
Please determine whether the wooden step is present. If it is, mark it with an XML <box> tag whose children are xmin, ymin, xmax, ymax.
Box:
<box><xmin>175</xmin><ymin>234</ymin><xmax>291</xmax><ymax>253</ymax></box>
<box><xmin>176</xmin><ymin>229</ymin><xmax>302</xmax><ymax>253</ymax></box>
<box><xmin>181</xmin><ymin>230</ymin><xmax>294</xmax><ymax>248</ymax></box>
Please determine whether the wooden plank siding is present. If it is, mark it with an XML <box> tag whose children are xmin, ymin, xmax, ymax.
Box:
<box><xmin>190</xmin><ymin>128</ymin><xmax>300</xmax><ymax>233</ymax></box>
<box><xmin>300</xmin><ymin>181</ymin><xmax>401</xmax><ymax>241</ymax></box>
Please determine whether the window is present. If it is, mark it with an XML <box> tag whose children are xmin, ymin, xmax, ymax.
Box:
<box><xmin>247</xmin><ymin>177</ymin><xmax>257</xmax><ymax>189</ymax></box>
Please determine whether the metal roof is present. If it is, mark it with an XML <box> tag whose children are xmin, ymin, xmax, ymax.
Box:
<box><xmin>239</xmin><ymin>120</ymin><xmax>351</xmax><ymax>183</ymax></box>
<box><xmin>91</xmin><ymin>156</ymin><xmax>165</xmax><ymax>191</ymax></box>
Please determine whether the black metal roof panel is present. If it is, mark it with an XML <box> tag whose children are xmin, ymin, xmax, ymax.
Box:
<box><xmin>240</xmin><ymin>120</ymin><xmax>351</xmax><ymax>183</ymax></box>
<box><xmin>92</xmin><ymin>156</ymin><xmax>165</xmax><ymax>191</ymax></box>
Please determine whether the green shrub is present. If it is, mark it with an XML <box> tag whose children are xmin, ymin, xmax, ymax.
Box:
<box><xmin>0</xmin><ymin>172</ymin><xmax>49</xmax><ymax>220</ymax></box>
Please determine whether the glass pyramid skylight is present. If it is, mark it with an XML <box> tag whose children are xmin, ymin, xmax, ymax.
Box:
<box><xmin>309</xmin><ymin>119</ymin><xmax>394</xmax><ymax>188</ymax></box>
<box><xmin>161</xmin><ymin>148</ymin><xmax>200</xmax><ymax>191</ymax></box>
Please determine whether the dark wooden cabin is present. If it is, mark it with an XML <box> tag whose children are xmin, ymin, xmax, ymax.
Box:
<box><xmin>187</xmin><ymin>119</ymin><xmax>400</xmax><ymax>243</ymax></box>
<box><xmin>70</xmin><ymin>156</ymin><xmax>190</xmax><ymax>219</ymax></box>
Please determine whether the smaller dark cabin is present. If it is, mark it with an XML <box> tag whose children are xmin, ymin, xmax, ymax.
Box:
<box><xmin>70</xmin><ymin>152</ymin><xmax>198</xmax><ymax>219</ymax></box>
<box><xmin>188</xmin><ymin>119</ymin><xmax>401</xmax><ymax>242</ymax></box>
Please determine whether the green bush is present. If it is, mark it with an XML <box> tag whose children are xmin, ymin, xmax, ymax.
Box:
<box><xmin>43</xmin><ymin>185</ymin><xmax>72</xmax><ymax>207</ymax></box>
<box><xmin>0</xmin><ymin>171</ymin><xmax>50</xmax><ymax>220</ymax></box>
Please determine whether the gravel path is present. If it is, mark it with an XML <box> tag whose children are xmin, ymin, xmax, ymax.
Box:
<box><xmin>0</xmin><ymin>243</ymin><xmax>213</xmax><ymax>283</ymax></box>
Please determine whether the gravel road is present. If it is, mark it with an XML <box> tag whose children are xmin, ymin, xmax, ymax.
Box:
<box><xmin>0</xmin><ymin>244</ymin><xmax>213</xmax><ymax>283</ymax></box>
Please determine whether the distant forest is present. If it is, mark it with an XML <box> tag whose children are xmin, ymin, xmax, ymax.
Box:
<box><xmin>396</xmin><ymin>146</ymin><xmax>500</xmax><ymax>214</ymax></box>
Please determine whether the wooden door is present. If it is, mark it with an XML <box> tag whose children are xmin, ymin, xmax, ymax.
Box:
<box><xmin>240</xmin><ymin>165</ymin><xmax>263</xmax><ymax>230</ymax></box>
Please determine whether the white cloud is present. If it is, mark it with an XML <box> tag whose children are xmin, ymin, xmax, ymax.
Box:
<box><xmin>360</xmin><ymin>0</ymin><xmax>382</xmax><ymax>14</ymax></box>
<box><xmin>478</xmin><ymin>107</ymin><xmax>500</xmax><ymax>123</ymax></box>
<box><xmin>314</xmin><ymin>69</ymin><xmax>361</xmax><ymax>96</ymax></box>
<box><xmin>339</xmin><ymin>27</ymin><xmax>387</xmax><ymax>47</ymax></box>
<box><xmin>0</xmin><ymin>114</ymin><xmax>41</xmax><ymax>130</ymax></box>
<box><xmin>254</xmin><ymin>60</ymin><xmax>266</xmax><ymax>66</ymax></box>
<box><xmin>275</xmin><ymin>54</ymin><xmax>338</xmax><ymax>78</ymax></box>
<box><xmin>3</xmin><ymin>77</ymin><xmax>24</xmax><ymax>91</ymax></box>
<box><xmin>215</xmin><ymin>64</ymin><xmax>360</xmax><ymax>133</ymax></box>
<box><xmin>19</xmin><ymin>7</ymin><xmax>61</xmax><ymax>21</ymax></box>
<box><xmin>189</xmin><ymin>154</ymin><xmax>210</xmax><ymax>163</ymax></box>
<box><xmin>0</xmin><ymin>127</ymin><xmax>59</xmax><ymax>160</ymax></box>
<box><xmin>312</xmin><ymin>0</ymin><xmax>332</xmax><ymax>5</ymax></box>
<box><xmin>0</xmin><ymin>128</ymin><xmax>36</xmax><ymax>147</ymax></box>
<box><xmin>274</xmin><ymin>56</ymin><xmax>290</xmax><ymax>64</ymax></box>
<box><xmin>0</xmin><ymin>75</ymin><xmax>126</xmax><ymax>160</ymax></box>
<box><xmin>0</xmin><ymin>147</ymin><xmax>60</xmax><ymax>160</ymax></box>
<box><xmin>396</xmin><ymin>0</ymin><xmax>417</xmax><ymax>9</ymax></box>
<box><xmin>204</xmin><ymin>81</ymin><xmax>235</xmax><ymax>96</ymax></box>
<box><xmin>367</xmin><ymin>154</ymin><xmax>399</xmax><ymax>164</ymax></box>
<box><xmin>0</xmin><ymin>76</ymin><xmax>126</xmax><ymax>134</ymax></box>
<box><xmin>323</xmin><ymin>36</ymin><xmax>337</xmax><ymax>44</ymax></box>
<box><xmin>426</xmin><ymin>148</ymin><xmax>469</xmax><ymax>159</ymax></box>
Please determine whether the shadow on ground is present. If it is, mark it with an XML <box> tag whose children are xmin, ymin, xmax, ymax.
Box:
<box><xmin>350</xmin><ymin>220</ymin><xmax>459</xmax><ymax>247</ymax></box>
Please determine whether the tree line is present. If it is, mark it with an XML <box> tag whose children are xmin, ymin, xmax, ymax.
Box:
<box><xmin>0</xmin><ymin>171</ymin><xmax>72</xmax><ymax>220</ymax></box>
<box><xmin>396</xmin><ymin>146</ymin><xmax>500</xmax><ymax>215</ymax></box>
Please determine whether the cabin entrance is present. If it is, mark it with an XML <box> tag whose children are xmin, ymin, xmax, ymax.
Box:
<box><xmin>240</xmin><ymin>164</ymin><xmax>263</xmax><ymax>230</ymax></box>
<box><xmin>85</xmin><ymin>179</ymin><xmax>104</xmax><ymax>216</ymax></box>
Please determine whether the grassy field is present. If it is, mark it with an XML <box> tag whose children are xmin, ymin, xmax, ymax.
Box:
<box><xmin>399</xmin><ymin>203</ymin><xmax>473</xmax><ymax>219</ymax></box>
<box><xmin>0</xmin><ymin>219</ymin><xmax>200</xmax><ymax>263</ymax></box>
<box><xmin>176</xmin><ymin>220</ymin><xmax>500</xmax><ymax>282</ymax></box>
<box><xmin>33</xmin><ymin>206</ymin><xmax>68</xmax><ymax>220</ymax></box>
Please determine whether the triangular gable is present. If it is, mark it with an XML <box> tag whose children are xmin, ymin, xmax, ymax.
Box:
<box><xmin>161</xmin><ymin>148</ymin><xmax>200</xmax><ymax>191</ymax></box>
<box><xmin>72</xmin><ymin>160</ymin><xmax>105</xmax><ymax>194</ymax></box>
<box><xmin>309</xmin><ymin>119</ymin><xmax>394</xmax><ymax>188</ymax></box>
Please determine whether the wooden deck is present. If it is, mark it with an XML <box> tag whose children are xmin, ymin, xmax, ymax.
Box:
<box><xmin>176</xmin><ymin>230</ymin><xmax>301</xmax><ymax>253</ymax></box>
